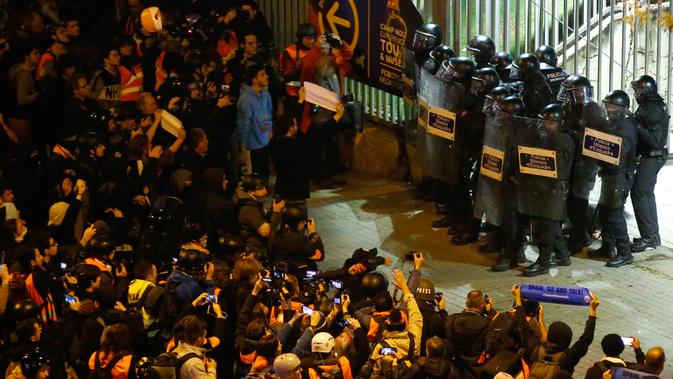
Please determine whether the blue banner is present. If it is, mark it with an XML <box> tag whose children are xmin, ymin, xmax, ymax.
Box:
<box><xmin>520</xmin><ymin>283</ymin><xmax>593</xmax><ymax>306</ymax></box>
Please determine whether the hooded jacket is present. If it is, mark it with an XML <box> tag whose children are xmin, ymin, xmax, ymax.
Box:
<box><xmin>236</xmin><ymin>84</ymin><xmax>273</xmax><ymax>151</ymax></box>
<box><xmin>173</xmin><ymin>341</ymin><xmax>216</xmax><ymax>379</ymax></box>
<box><xmin>356</xmin><ymin>292</ymin><xmax>423</xmax><ymax>378</ymax></box>
<box><xmin>166</xmin><ymin>269</ymin><xmax>215</xmax><ymax>309</ymax></box>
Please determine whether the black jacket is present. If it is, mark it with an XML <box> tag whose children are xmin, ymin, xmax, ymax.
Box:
<box><xmin>269</xmin><ymin>135</ymin><xmax>311</xmax><ymax>200</ymax></box>
<box><xmin>444</xmin><ymin>309</ymin><xmax>496</xmax><ymax>358</ymax></box>
<box><xmin>634</xmin><ymin>99</ymin><xmax>670</xmax><ymax>156</ymax></box>
<box><xmin>521</xmin><ymin>72</ymin><xmax>556</xmax><ymax>117</ymax></box>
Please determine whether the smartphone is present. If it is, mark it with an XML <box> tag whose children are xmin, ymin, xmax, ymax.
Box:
<box><xmin>305</xmin><ymin>270</ymin><xmax>317</xmax><ymax>280</ymax></box>
<box><xmin>302</xmin><ymin>305</ymin><xmax>314</xmax><ymax>315</ymax></box>
<box><xmin>206</xmin><ymin>295</ymin><xmax>217</xmax><ymax>303</ymax></box>
<box><xmin>621</xmin><ymin>337</ymin><xmax>634</xmax><ymax>346</ymax></box>
<box><xmin>172</xmin><ymin>257</ymin><xmax>178</xmax><ymax>264</ymax></box>
<box><xmin>262</xmin><ymin>277</ymin><xmax>272</xmax><ymax>283</ymax></box>
<box><xmin>380</xmin><ymin>347</ymin><xmax>397</xmax><ymax>356</ymax></box>
<box><xmin>338</xmin><ymin>319</ymin><xmax>349</xmax><ymax>328</ymax></box>
<box><xmin>334</xmin><ymin>297</ymin><xmax>341</xmax><ymax>305</ymax></box>
<box><xmin>330</xmin><ymin>280</ymin><xmax>343</xmax><ymax>289</ymax></box>
<box><xmin>64</xmin><ymin>294</ymin><xmax>77</xmax><ymax>304</ymax></box>
<box><xmin>60</xmin><ymin>262</ymin><xmax>68</xmax><ymax>270</ymax></box>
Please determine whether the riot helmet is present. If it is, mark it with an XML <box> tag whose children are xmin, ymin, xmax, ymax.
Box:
<box><xmin>87</xmin><ymin>234</ymin><xmax>114</xmax><ymax>258</ymax></box>
<box><xmin>430</xmin><ymin>44</ymin><xmax>455</xmax><ymax>62</ymax></box>
<box><xmin>557</xmin><ymin>74</ymin><xmax>593</xmax><ymax>104</ymax></box>
<box><xmin>483</xmin><ymin>86</ymin><xmax>510</xmax><ymax>114</ymax></box>
<box><xmin>467</xmin><ymin>35</ymin><xmax>496</xmax><ymax>64</ymax></box>
<box><xmin>215</xmin><ymin>232</ymin><xmax>245</xmax><ymax>256</ymax></box>
<box><xmin>12</xmin><ymin>299</ymin><xmax>40</xmax><ymax>322</ymax></box>
<box><xmin>510</xmin><ymin>53</ymin><xmax>540</xmax><ymax>81</ymax></box>
<box><xmin>496</xmin><ymin>96</ymin><xmax>526</xmax><ymax>116</ymax></box>
<box><xmin>361</xmin><ymin>271</ymin><xmax>389</xmax><ymax>298</ymax></box>
<box><xmin>471</xmin><ymin>67</ymin><xmax>500</xmax><ymax>97</ymax></box>
<box><xmin>534</xmin><ymin>45</ymin><xmax>558</xmax><ymax>67</ymax></box>
<box><xmin>412</xmin><ymin>23</ymin><xmax>442</xmax><ymax>56</ymax></box>
<box><xmin>538</xmin><ymin>103</ymin><xmax>565</xmax><ymax>130</ymax></box>
<box><xmin>602</xmin><ymin>90</ymin><xmax>631</xmax><ymax>120</ymax></box>
<box><xmin>630</xmin><ymin>75</ymin><xmax>659</xmax><ymax>104</ymax></box>
<box><xmin>440</xmin><ymin>56</ymin><xmax>476</xmax><ymax>83</ymax></box>
<box><xmin>489</xmin><ymin>51</ymin><xmax>514</xmax><ymax>72</ymax></box>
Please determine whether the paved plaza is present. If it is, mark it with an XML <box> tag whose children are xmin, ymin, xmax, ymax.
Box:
<box><xmin>307</xmin><ymin>165</ymin><xmax>673</xmax><ymax>377</ymax></box>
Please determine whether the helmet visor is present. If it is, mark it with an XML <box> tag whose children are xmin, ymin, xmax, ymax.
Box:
<box><xmin>483</xmin><ymin>95</ymin><xmax>497</xmax><ymax>114</ymax></box>
<box><xmin>438</xmin><ymin>60</ymin><xmax>460</xmax><ymax>81</ymax></box>
<box><xmin>470</xmin><ymin>77</ymin><xmax>486</xmax><ymax>96</ymax></box>
<box><xmin>557</xmin><ymin>85</ymin><xmax>593</xmax><ymax>104</ymax></box>
<box><xmin>412</xmin><ymin>31</ymin><xmax>438</xmax><ymax>52</ymax></box>
<box><xmin>601</xmin><ymin>101</ymin><xmax>630</xmax><ymax>120</ymax></box>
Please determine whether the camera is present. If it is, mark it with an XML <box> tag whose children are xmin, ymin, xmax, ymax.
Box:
<box><xmin>333</xmin><ymin>297</ymin><xmax>341</xmax><ymax>305</ymax></box>
<box><xmin>403</xmin><ymin>251</ymin><xmax>422</xmax><ymax>261</ymax></box>
<box><xmin>380</xmin><ymin>347</ymin><xmax>397</xmax><ymax>356</ymax></box>
<box><xmin>323</xmin><ymin>33</ymin><xmax>343</xmax><ymax>48</ymax></box>
<box><xmin>206</xmin><ymin>294</ymin><xmax>217</xmax><ymax>303</ymax></box>
<box><xmin>330</xmin><ymin>280</ymin><xmax>343</xmax><ymax>289</ymax></box>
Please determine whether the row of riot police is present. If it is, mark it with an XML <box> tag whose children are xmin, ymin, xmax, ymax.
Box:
<box><xmin>403</xmin><ymin>23</ymin><xmax>670</xmax><ymax>276</ymax></box>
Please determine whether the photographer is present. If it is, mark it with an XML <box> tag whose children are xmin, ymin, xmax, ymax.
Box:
<box><xmin>234</xmin><ymin>174</ymin><xmax>283</xmax><ymax>256</ymax></box>
<box><xmin>166</xmin><ymin>248</ymin><xmax>215</xmax><ymax>310</ymax></box>
<box><xmin>269</xmin><ymin>204</ymin><xmax>324</xmax><ymax>274</ymax></box>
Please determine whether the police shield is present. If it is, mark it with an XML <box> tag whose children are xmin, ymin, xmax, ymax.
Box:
<box><xmin>402</xmin><ymin>48</ymin><xmax>421</xmax><ymax>143</ymax></box>
<box><xmin>473</xmin><ymin>111</ymin><xmax>514</xmax><ymax>225</ymax></box>
<box><xmin>598</xmin><ymin>171</ymin><xmax>630</xmax><ymax>209</ymax></box>
<box><xmin>419</xmin><ymin>69</ymin><xmax>463</xmax><ymax>184</ymax></box>
<box><xmin>513</xmin><ymin>117</ymin><xmax>575</xmax><ymax>221</ymax></box>
<box><xmin>575</xmin><ymin>122</ymin><xmax>625</xmax><ymax>200</ymax></box>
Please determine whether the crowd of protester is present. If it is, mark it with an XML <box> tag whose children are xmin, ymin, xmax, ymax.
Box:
<box><xmin>0</xmin><ymin>0</ymin><xmax>668</xmax><ymax>378</ymax></box>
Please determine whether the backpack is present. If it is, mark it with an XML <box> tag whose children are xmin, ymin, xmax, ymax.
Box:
<box><xmin>482</xmin><ymin>311</ymin><xmax>521</xmax><ymax>357</ymax></box>
<box><xmin>87</xmin><ymin>353</ymin><xmax>126</xmax><ymax>379</ymax></box>
<box><xmin>528</xmin><ymin>345</ymin><xmax>565</xmax><ymax>379</ymax></box>
<box><xmin>143</xmin><ymin>284</ymin><xmax>180</xmax><ymax>340</ymax></box>
<box><xmin>136</xmin><ymin>351</ymin><xmax>199</xmax><ymax>379</ymax></box>
<box><xmin>377</xmin><ymin>333</ymin><xmax>420</xmax><ymax>379</ymax></box>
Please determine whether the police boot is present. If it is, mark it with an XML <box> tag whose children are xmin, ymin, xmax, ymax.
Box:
<box><xmin>451</xmin><ymin>231</ymin><xmax>478</xmax><ymax>245</ymax></box>
<box><xmin>435</xmin><ymin>203</ymin><xmax>451</xmax><ymax>215</ymax></box>
<box><xmin>554</xmin><ymin>244</ymin><xmax>572</xmax><ymax>266</ymax></box>
<box><xmin>431</xmin><ymin>216</ymin><xmax>453</xmax><ymax>229</ymax></box>
<box><xmin>492</xmin><ymin>255</ymin><xmax>516</xmax><ymax>272</ymax></box>
<box><xmin>478</xmin><ymin>234</ymin><xmax>503</xmax><ymax>253</ymax></box>
<box><xmin>523</xmin><ymin>251</ymin><xmax>551</xmax><ymax>277</ymax></box>
<box><xmin>606</xmin><ymin>253</ymin><xmax>634</xmax><ymax>267</ymax></box>
<box><xmin>631</xmin><ymin>234</ymin><xmax>661</xmax><ymax>253</ymax></box>
<box><xmin>588</xmin><ymin>243</ymin><xmax>616</xmax><ymax>259</ymax></box>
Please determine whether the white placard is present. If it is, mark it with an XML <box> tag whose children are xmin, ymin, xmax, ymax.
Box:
<box><xmin>304</xmin><ymin>81</ymin><xmax>340</xmax><ymax>112</ymax></box>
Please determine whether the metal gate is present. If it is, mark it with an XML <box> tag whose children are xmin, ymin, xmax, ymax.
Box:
<box><xmin>259</xmin><ymin>0</ymin><xmax>673</xmax><ymax>129</ymax></box>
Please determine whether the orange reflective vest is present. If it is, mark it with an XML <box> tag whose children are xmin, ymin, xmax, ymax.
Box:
<box><xmin>119</xmin><ymin>64</ymin><xmax>144</xmax><ymax>102</ymax></box>
<box><xmin>155</xmin><ymin>51</ymin><xmax>168</xmax><ymax>92</ymax></box>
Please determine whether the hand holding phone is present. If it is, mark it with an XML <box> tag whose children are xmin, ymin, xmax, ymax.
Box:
<box><xmin>206</xmin><ymin>295</ymin><xmax>217</xmax><ymax>303</ymax></box>
<box><xmin>380</xmin><ymin>347</ymin><xmax>397</xmax><ymax>356</ymax></box>
<box><xmin>621</xmin><ymin>337</ymin><xmax>634</xmax><ymax>346</ymax></box>
<box><xmin>333</xmin><ymin>297</ymin><xmax>341</xmax><ymax>305</ymax></box>
<box><xmin>302</xmin><ymin>305</ymin><xmax>314</xmax><ymax>315</ymax></box>
<box><xmin>65</xmin><ymin>294</ymin><xmax>77</xmax><ymax>305</ymax></box>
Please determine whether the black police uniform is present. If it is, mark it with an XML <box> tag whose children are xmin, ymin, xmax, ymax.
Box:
<box><xmin>632</xmin><ymin>98</ymin><xmax>669</xmax><ymax>243</ymax></box>
<box><xmin>521</xmin><ymin>72</ymin><xmax>556</xmax><ymax>117</ymax></box>
<box><xmin>597</xmin><ymin>116</ymin><xmax>638</xmax><ymax>263</ymax></box>
<box><xmin>234</xmin><ymin>188</ymin><xmax>281</xmax><ymax>255</ymax></box>
<box><xmin>539</xmin><ymin>62</ymin><xmax>569</xmax><ymax>97</ymax></box>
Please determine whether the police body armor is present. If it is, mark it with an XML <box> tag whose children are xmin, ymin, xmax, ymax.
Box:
<box><xmin>418</xmin><ymin>69</ymin><xmax>464</xmax><ymax>184</ymax></box>
<box><xmin>539</xmin><ymin>62</ymin><xmax>568</xmax><ymax>97</ymax></box>
<box><xmin>514</xmin><ymin>116</ymin><xmax>575</xmax><ymax>220</ymax></box>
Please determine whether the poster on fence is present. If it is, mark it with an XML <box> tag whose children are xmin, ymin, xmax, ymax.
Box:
<box><xmin>309</xmin><ymin>0</ymin><xmax>423</xmax><ymax>97</ymax></box>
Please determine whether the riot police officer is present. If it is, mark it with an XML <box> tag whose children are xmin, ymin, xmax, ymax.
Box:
<box><xmin>467</xmin><ymin>35</ymin><xmax>496</xmax><ymax>69</ymax></box>
<box><xmin>411</xmin><ymin>23</ymin><xmax>443</xmax><ymax>67</ymax></box>
<box><xmin>492</xmin><ymin>96</ymin><xmax>529</xmax><ymax>271</ymax></box>
<box><xmin>234</xmin><ymin>173</ymin><xmax>284</xmax><ymax>256</ymax></box>
<box><xmin>533</xmin><ymin>45</ymin><xmax>568</xmax><ymax>96</ymax></box>
<box><xmin>451</xmin><ymin>67</ymin><xmax>501</xmax><ymax>245</ymax></box>
<box><xmin>521</xmin><ymin>105</ymin><xmax>576</xmax><ymax>276</ymax></box>
<box><xmin>423</xmin><ymin>44</ymin><xmax>454</xmax><ymax>75</ymax></box>
<box><xmin>432</xmin><ymin>57</ymin><xmax>478</xmax><ymax>232</ymax></box>
<box><xmin>558</xmin><ymin>74</ymin><xmax>606</xmax><ymax>254</ymax></box>
<box><xmin>268</xmin><ymin>204</ymin><xmax>325</xmax><ymax>275</ymax></box>
<box><xmin>512</xmin><ymin>53</ymin><xmax>555</xmax><ymax>117</ymax></box>
<box><xmin>592</xmin><ymin>90</ymin><xmax>638</xmax><ymax>267</ymax></box>
<box><xmin>490</xmin><ymin>51</ymin><xmax>515</xmax><ymax>84</ymax></box>
<box><xmin>630</xmin><ymin>75</ymin><xmax>670</xmax><ymax>252</ymax></box>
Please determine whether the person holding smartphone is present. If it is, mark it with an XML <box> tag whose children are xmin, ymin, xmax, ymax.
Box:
<box><xmin>584</xmin><ymin>334</ymin><xmax>635</xmax><ymax>379</ymax></box>
<box><xmin>269</xmin><ymin>204</ymin><xmax>325</xmax><ymax>275</ymax></box>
